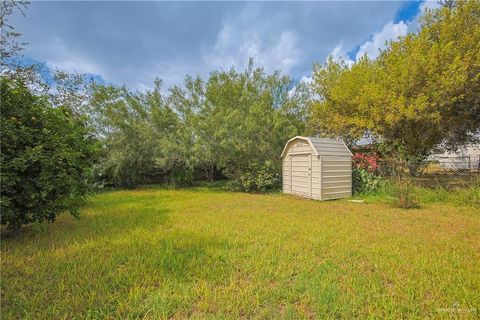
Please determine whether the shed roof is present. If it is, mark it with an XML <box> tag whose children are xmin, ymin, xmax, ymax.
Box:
<box><xmin>280</xmin><ymin>136</ymin><xmax>353</xmax><ymax>158</ymax></box>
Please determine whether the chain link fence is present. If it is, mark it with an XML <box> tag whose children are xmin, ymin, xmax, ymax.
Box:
<box><xmin>377</xmin><ymin>156</ymin><xmax>480</xmax><ymax>189</ymax></box>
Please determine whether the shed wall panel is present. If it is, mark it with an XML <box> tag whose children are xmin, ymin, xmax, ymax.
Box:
<box><xmin>323</xmin><ymin>192</ymin><xmax>351</xmax><ymax>200</ymax></box>
<box><xmin>282</xmin><ymin>157</ymin><xmax>292</xmax><ymax>193</ymax></box>
<box><xmin>320</xmin><ymin>155</ymin><xmax>352</xmax><ymax>199</ymax></box>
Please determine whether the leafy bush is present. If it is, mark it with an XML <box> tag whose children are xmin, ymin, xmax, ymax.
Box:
<box><xmin>391</xmin><ymin>180</ymin><xmax>420</xmax><ymax>209</ymax></box>
<box><xmin>225</xmin><ymin>162</ymin><xmax>279</xmax><ymax>192</ymax></box>
<box><xmin>0</xmin><ymin>78</ymin><xmax>98</xmax><ymax>229</ymax></box>
<box><xmin>352</xmin><ymin>152</ymin><xmax>379</xmax><ymax>172</ymax></box>
<box><xmin>352</xmin><ymin>168</ymin><xmax>383</xmax><ymax>195</ymax></box>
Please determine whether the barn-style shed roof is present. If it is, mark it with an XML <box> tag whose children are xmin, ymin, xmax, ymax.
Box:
<box><xmin>280</xmin><ymin>136</ymin><xmax>352</xmax><ymax>158</ymax></box>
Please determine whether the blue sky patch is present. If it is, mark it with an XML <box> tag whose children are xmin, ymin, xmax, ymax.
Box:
<box><xmin>395</xmin><ymin>1</ymin><xmax>422</xmax><ymax>23</ymax></box>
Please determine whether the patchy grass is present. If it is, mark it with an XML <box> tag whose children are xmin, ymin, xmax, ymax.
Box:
<box><xmin>2</xmin><ymin>185</ymin><xmax>480</xmax><ymax>319</ymax></box>
<box><xmin>357</xmin><ymin>182</ymin><xmax>480</xmax><ymax>209</ymax></box>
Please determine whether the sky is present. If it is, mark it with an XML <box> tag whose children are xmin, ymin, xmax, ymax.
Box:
<box><xmin>11</xmin><ymin>1</ymin><xmax>441</xmax><ymax>91</ymax></box>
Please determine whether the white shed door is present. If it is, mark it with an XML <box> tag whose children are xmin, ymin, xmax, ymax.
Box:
<box><xmin>291</xmin><ymin>154</ymin><xmax>311</xmax><ymax>197</ymax></box>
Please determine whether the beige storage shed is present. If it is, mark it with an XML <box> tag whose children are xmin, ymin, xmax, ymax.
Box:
<box><xmin>281</xmin><ymin>136</ymin><xmax>352</xmax><ymax>200</ymax></box>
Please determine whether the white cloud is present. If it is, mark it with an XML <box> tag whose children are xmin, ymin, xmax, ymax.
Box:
<box><xmin>329</xmin><ymin>43</ymin><xmax>354</xmax><ymax>66</ymax></box>
<box><xmin>355</xmin><ymin>21</ymin><xmax>408</xmax><ymax>60</ymax></box>
<box><xmin>204</xmin><ymin>21</ymin><xmax>300</xmax><ymax>74</ymax></box>
<box><xmin>324</xmin><ymin>0</ymin><xmax>442</xmax><ymax>67</ymax></box>
<box><xmin>42</xmin><ymin>37</ymin><xmax>103</xmax><ymax>76</ymax></box>
<box><xmin>16</xmin><ymin>1</ymin><xmax>406</xmax><ymax>90</ymax></box>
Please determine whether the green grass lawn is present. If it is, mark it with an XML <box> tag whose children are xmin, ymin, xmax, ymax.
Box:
<box><xmin>2</xmin><ymin>185</ymin><xmax>479</xmax><ymax>319</ymax></box>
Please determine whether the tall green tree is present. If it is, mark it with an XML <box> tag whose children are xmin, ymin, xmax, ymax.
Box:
<box><xmin>169</xmin><ymin>60</ymin><xmax>309</xmax><ymax>190</ymax></box>
<box><xmin>95</xmin><ymin>61</ymin><xmax>309</xmax><ymax>190</ymax></box>
<box><xmin>309</xmin><ymin>0</ymin><xmax>480</xmax><ymax>165</ymax></box>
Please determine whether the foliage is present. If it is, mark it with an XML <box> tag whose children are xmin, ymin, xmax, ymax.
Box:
<box><xmin>356</xmin><ymin>179</ymin><xmax>480</xmax><ymax>210</ymax></box>
<box><xmin>352</xmin><ymin>152</ymin><xmax>379</xmax><ymax>173</ymax></box>
<box><xmin>0</xmin><ymin>78</ymin><xmax>98</xmax><ymax>229</ymax></box>
<box><xmin>352</xmin><ymin>168</ymin><xmax>383</xmax><ymax>195</ymax></box>
<box><xmin>352</xmin><ymin>152</ymin><xmax>383</xmax><ymax>195</ymax></box>
<box><xmin>91</xmin><ymin>80</ymin><xmax>186</xmax><ymax>188</ymax></box>
<box><xmin>309</xmin><ymin>0</ymin><xmax>480</xmax><ymax>164</ymax></box>
<box><xmin>2</xmin><ymin>186</ymin><xmax>479</xmax><ymax>318</ymax></box>
<box><xmin>390</xmin><ymin>180</ymin><xmax>420</xmax><ymax>209</ymax></box>
<box><xmin>177</xmin><ymin>61</ymin><xmax>307</xmax><ymax>191</ymax></box>
<box><xmin>49</xmin><ymin>70</ymin><xmax>96</xmax><ymax>117</ymax></box>
<box><xmin>225</xmin><ymin>161</ymin><xmax>279</xmax><ymax>192</ymax></box>
<box><xmin>412</xmin><ymin>186</ymin><xmax>480</xmax><ymax>208</ymax></box>
<box><xmin>94</xmin><ymin>61</ymin><xmax>309</xmax><ymax>189</ymax></box>
<box><xmin>0</xmin><ymin>0</ymin><xmax>29</xmax><ymax>72</ymax></box>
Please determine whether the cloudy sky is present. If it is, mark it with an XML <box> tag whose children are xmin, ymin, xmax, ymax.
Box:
<box><xmin>12</xmin><ymin>1</ymin><xmax>440</xmax><ymax>91</ymax></box>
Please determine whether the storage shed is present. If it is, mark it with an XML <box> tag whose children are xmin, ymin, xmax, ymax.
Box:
<box><xmin>281</xmin><ymin>136</ymin><xmax>352</xmax><ymax>200</ymax></box>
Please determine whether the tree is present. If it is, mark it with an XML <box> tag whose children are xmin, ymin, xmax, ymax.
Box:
<box><xmin>0</xmin><ymin>0</ymin><xmax>29</xmax><ymax>72</ymax></box>
<box><xmin>92</xmin><ymin>79</ymin><xmax>192</xmax><ymax>187</ymax></box>
<box><xmin>94</xmin><ymin>60</ymin><xmax>309</xmax><ymax>190</ymax></box>
<box><xmin>50</xmin><ymin>70</ymin><xmax>95</xmax><ymax>117</ymax></box>
<box><xmin>309</xmin><ymin>0</ymin><xmax>480</xmax><ymax>166</ymax></box>
<box><xmin>203</xmin><ymin>64</ymin><xmax>307</xmax><ymax>188</ymax></box>
<box><xmin>415</xmin><ymin>0</ymin><xmax>480</xmax><ymax>150</ymax></box>
<box><xmin>0</xmin><ymin>0</ymin><xmax>48</xmax><ymax>93</ymax></box>
<box><xmin>169</xmin><ymin>60</ymin><xmax>309</xmax><ymax>190</ymax></box>
<box><xmin>0</xmin><ymin>78</ymin><xmax>99</xmax><ymax>229</ymax></box>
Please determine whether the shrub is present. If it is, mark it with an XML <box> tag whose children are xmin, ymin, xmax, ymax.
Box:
<box><xmin>352</xmin><ymin>168</ymin><xmax>383</xmax><ymax>195</ymax></box>
<box><xmin>0</xmin><ymin>78</ymin><xmax>98</xmax><ymax>229</ymax></box>
<box><xmin>391</xmin><ymin>180</ymin><xmax>420</xmax><ymax>209</ymax></box>
<box><xmin>352</xmin><ymin>152</ymin><xmax>379</xmax><ymax>173</ymax></box>
<box><xmin>225</xmin><ymin>161</ymin><xmax>279</xmax><ymax>192</ymax></box>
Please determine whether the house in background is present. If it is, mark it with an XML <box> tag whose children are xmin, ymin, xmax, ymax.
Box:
<box><xmin>352</xmin><ymin>132</ymin><xmax>480</xmax><ymax>171</ymax></box>
<box><xmin>429</xmin><ymin>144</ymin><xmax>480</xmax><ymax>171</ymax></box>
